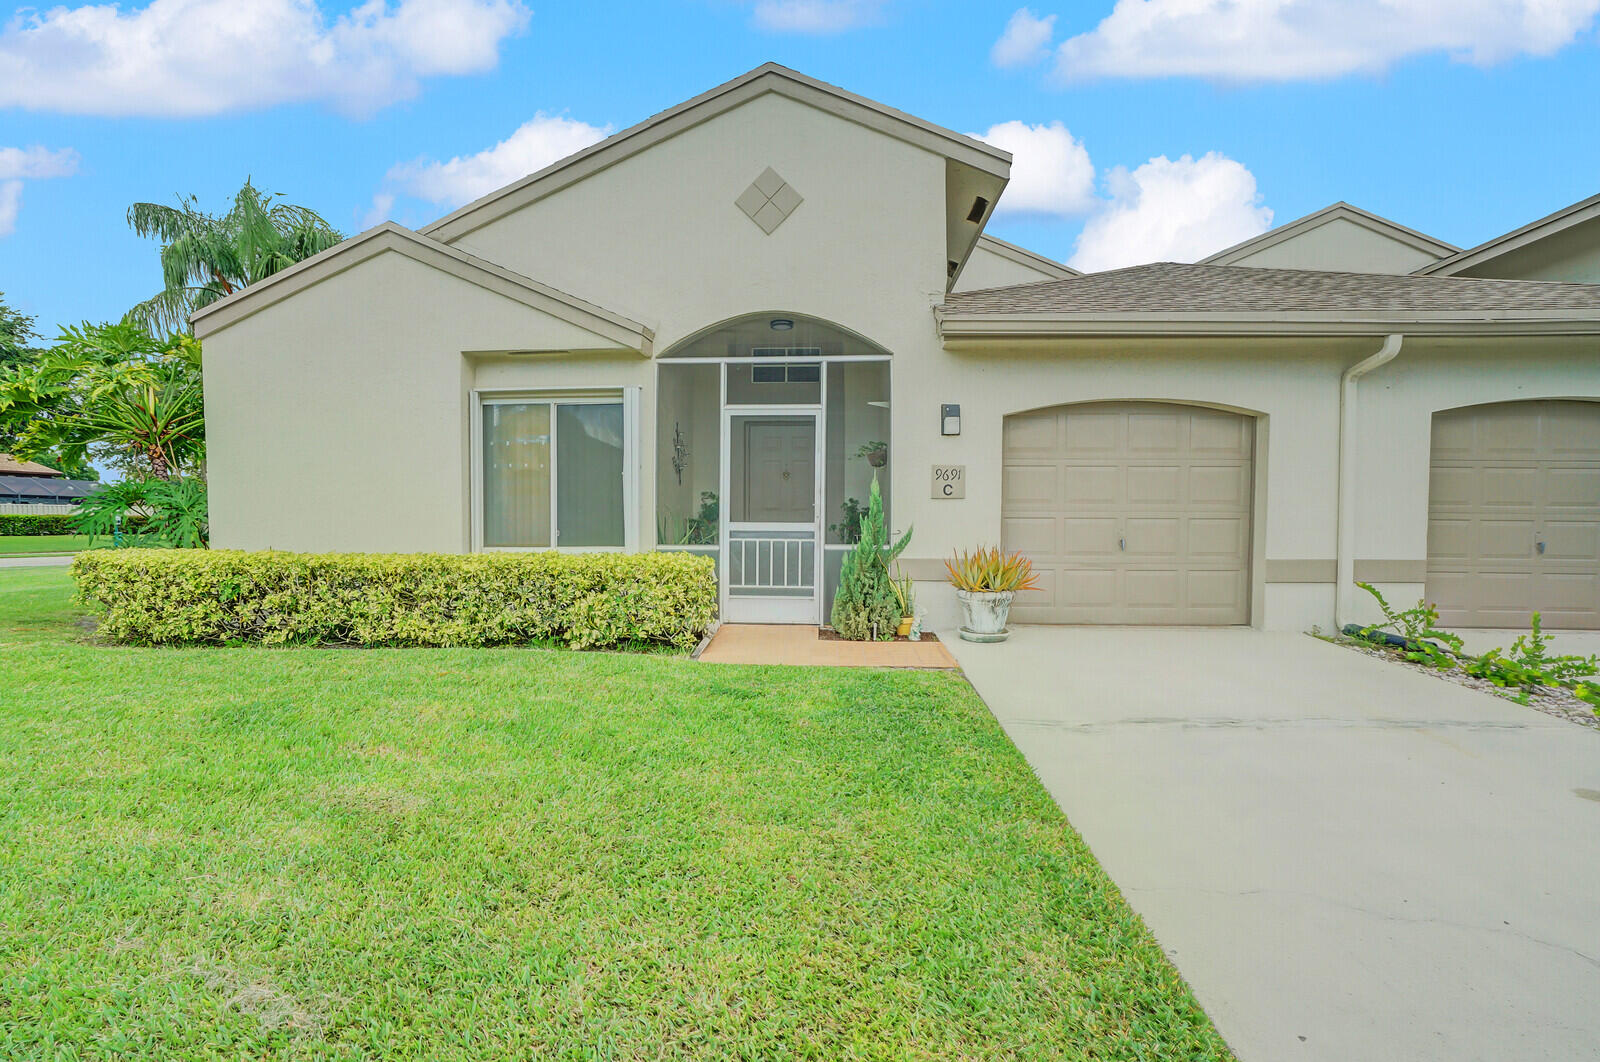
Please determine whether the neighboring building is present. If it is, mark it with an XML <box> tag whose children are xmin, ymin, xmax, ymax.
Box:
<box><xmin>0</xmin><ymin>454</ymin><xmax>99</xmax><ymax>508</ymax></box>
<box><xmin>194</xmin><ymin>64</ymin><xmax>1600</xmax><ymax>634</ymax></box>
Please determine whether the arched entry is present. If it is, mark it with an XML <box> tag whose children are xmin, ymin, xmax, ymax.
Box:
<box><xmin>1002</xmin><ymin>401</ymin><xmax>1256</xmax><ymax>625</ymax></box>
<box><xmin>1427</xmin><ymin>399</ymin><xmax>1600</xmax><ymax>629</ymax></box>
<box><xmin>656</xmin><ymin>312</ymin><xmax>892</xmax><ymax>623</ymax></box>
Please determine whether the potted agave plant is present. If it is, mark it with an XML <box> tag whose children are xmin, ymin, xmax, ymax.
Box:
<box><xmin>946</xmin><ymin>547</ymin><xmax>1040</xmax><ymax>643</ymax></box>
<box><xmin>890</xmin><ymin>567</ymin><xmax>916</xmax><ymax>637</ymax></box>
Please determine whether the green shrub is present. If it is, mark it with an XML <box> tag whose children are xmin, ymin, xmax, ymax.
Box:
<box><xmin>829</xmin><ymin>476</ymin><xmax>909</xmax><ymax>641</ymax></box>
<box><xmin>0</xmin><ymin>513</ymin><xmax>80</xmax><ymax>536</ymax></box>
<box><xmin>72</xmin><ymin>549</ymin><xmax>718</xmax><ymax>650</ymax></box>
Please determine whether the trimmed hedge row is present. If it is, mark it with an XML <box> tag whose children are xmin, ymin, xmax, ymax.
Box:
<box><xmin>72</xmin><ymin>549</ymin><xmax>718</xmax><ymax>650</ymax></box>
<box><xmin>0</xmin><ymin>513</ymin><xmax>79</xmax><ymax>536</ymax></box>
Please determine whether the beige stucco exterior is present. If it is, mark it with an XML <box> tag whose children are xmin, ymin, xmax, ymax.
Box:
<box><xmin>197</xmin><ymin>66</ymin><xmax>1600</xmax><ymax>635</ymax></box>
<box><xmin>1203</xmin><ymin>203</ymin><xmax>1458</xmax><ymax>275</ymax></box>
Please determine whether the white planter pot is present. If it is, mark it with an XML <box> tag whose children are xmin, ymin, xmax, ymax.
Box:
<box><xmin>956</xmin><ymin>589</ymin><xmax>1014</xmax><ymax>642</ymax></box>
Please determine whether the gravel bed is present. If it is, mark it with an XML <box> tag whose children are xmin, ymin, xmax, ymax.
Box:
<box><xmin>1330</xmin><ymin>636</ymin><xmax>1600</xmax><ymax>731</ymax></box>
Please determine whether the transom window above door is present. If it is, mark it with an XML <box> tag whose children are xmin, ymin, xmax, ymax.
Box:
<box><xmin>479</xmin><ymin>395</ymin><xmax>629</xmax><ymax>550</ymax></box>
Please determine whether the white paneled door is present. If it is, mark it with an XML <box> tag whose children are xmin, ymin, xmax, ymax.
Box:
<box><xmin>1003</xmin><ymin>402</ymin><xmax>1255</xmax><ymax>625</ymax></box>
<box><xmin>1427</xmin><ymin>400</ymin><xmax>1600</xmax><ymax>630</ymax></box>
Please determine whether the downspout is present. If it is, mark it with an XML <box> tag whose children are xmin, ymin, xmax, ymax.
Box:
<box><xmin>1335</xmin><ymin>333</ymin><xmax>1403</xmax><ymax>629</ymax></box>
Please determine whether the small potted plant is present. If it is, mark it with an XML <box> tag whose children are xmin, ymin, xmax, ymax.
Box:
<box><xmin>890</xmin><ymin>567</ymin><xmax>916</xmax><ymax>637</ymax></box>
<box><xmin>856</xmin><ymin>440</ymin><xmax>888</xmax><ymax>468</ymax></box>
<box><xmin>945</xmin><ymin>547</ymin><xmax>1040</xmax><ymax>643</ymax></box>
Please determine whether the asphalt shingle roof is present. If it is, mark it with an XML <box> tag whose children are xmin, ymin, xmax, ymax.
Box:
<box><xmin>940</xmin><ymin>262</ymin><xmax>1600</xmax><ymax>315</ymax></box>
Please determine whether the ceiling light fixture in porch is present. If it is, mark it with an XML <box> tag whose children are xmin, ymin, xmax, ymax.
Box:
<box><xmin>769</xmin><ymin>318</ymin><xmax>794</xmax><ymax>331</ymax></box>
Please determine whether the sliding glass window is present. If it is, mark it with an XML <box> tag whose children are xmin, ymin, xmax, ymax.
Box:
<box><xmin>482</xmin><ymin>397</ymin><xmax>624</xmax><ymax>549</ymax></box>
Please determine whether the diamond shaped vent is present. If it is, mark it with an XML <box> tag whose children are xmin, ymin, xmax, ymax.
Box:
<box><xmin>735</xmin><ymin>167</ymin><xmax>803</xmax><ymax>234</ymax></box>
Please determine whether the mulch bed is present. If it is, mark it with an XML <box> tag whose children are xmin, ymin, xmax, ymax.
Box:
<box><xmin>818</xmin><ymin>628</ymin><xmax>941</xmax><ymax>644</ymax></box>
<box><xmin>1330</xmin><ymin>636</ymin><xmax>1600</xmax><ymax>731</ymax></box>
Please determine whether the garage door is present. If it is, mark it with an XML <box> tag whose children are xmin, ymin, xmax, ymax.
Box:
<box><xmin>1002</xmin><ymin>402</ymin><xmax>1255</xmax><ymax>625</ymax></box>
<box><xmin>1427</xmin><ymin>400</ymin><xmax>1600</xmax><ymax>630</ymax></box>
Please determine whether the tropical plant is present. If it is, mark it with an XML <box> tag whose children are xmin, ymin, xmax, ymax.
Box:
<box><xmin>830</xmin><ymin>476</ymin><xmax>911</xmax><ymax>641</ymax></box>
<box><xmin>0</xmin><ymin>322</ymin><xmax>204</xmax><ymax>479</ymax></box>
<box><xmin>944</xmin><ymin>547</ymin><xmax>1040</xmax><ymax>593</ymax></box>
<box><xmin>1353</xmin><ymin>581</ymin><xmax>1462</xmax><ymax>667</ymax></box>
<box><xmin>659</xmin><ymin>491</ymin><xmax>719</xmax><ymax>546</ymax></box>
<box><xmin>127</xmin><ymin>180</ymin><xmax>343</xmax><ymax>334</ymax></box>
<box><xmin>74</xmin><ymin>477</ymin><xmax>209</xmax><ymax>549</ymax></box>
<box><xmin>889</xmin><ymin>567</ymin><xmax>915</xmax><ymax>618</ymax></box>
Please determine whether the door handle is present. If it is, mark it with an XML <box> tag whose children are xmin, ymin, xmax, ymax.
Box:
<box><xmin>1537</xmin><ymin>540</ymin><xmax>1546</xmax><ymax>554</ymax></box>
<box><xmin>1119</xmin><ymin>536</ymin><xmax>1125</xmax><ymax>551</ymax></box>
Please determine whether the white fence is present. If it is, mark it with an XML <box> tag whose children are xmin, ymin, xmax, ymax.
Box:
<box><xmin>0</xmin><ymin>503</ymin><xmax>80</xmax><ymax>516</ymax></box>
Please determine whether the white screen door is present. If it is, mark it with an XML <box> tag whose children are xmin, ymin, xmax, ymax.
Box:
<box><xmin>723</xmin><ymin>411</ymin><xmax>821</xmax><ymax>623</ymax></box>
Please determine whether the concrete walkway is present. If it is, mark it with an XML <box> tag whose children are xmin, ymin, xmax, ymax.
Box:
<box><xmin>950</xmin><ymin>626</ymin><xmax>1600</xmax><ymax>1062</ymax></box>
<box><xmin>0</xmin><ymin>554</ymin><xmax>75</xmax><ymax>568</ymax></box>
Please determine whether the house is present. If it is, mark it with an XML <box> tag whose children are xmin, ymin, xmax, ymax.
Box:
<box><xmin>0</xmin><ymin>454</ymin><xmax>99</xmax><ymax>509</ymax></box>
<box><xmin>193</xmin><ymin>64</ymin><xmax>1600</xmax><ymax>634</ymax></box>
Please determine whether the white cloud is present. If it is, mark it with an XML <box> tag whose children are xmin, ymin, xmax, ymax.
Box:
<box><xmin>0</xmin><ymin>0</ymin><xmax>530</xmax><ymax>117</ymax></box>
<box><xmin>0</xmin><ymin>181</ymin><xmax>21</xmax><ymax>238</ymax></box>
<box><xmin>0</xmin><ymin>145</ymin><xmax>79</xmax><ymax>238</ymax></box>
<box><xmin>0</xmin><ymin>145</ymin><xmax>80</xmax><ymax>180</ymax></box>
<box><xmin>360</xmin><ymin>192</ymin><xmax>397</xmax><ymax>230</ymax></box>
<box><xmin>385</xmin><ymin>113</ymin><xmax>613</xmax><ymax>208</ymax></box>
<box><xmin>1051</xmin><ymin>0</ymin><xmax>1600</xmax><ymax>81</ymax></box>
<box><xmin>1070</xmin><ymin>152</ymin><xmax>1272</xmax><ymax>272</ymax></box>
<box><xmin>991</xmin><ymin>8</ymin><xmax>1056</xmax><ymax>67</ymax></box>
<box><xmin>972</xmin><ymin>121</ymin><xmax>1096</xmax><ymax>217</ymax></box>
<box><xmin>750</xmin><ymin>0</ymin><xmax>889</xmax><ymax>33</ymax></box>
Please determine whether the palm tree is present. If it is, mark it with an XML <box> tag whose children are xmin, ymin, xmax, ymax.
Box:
<box><xmin>126</xmin><ymin>180</ymin><xmax>343</xmax><ymax>334</ymax></box>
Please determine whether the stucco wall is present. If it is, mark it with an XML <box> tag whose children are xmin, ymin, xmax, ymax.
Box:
<box><xmin>1224</xmin><ymin>217</ymin><xmax>1444</xmax><ymax>274</ymax></box>
<box><xmin>953</xmin><ymin>241</ymin><xmax>1068</xmax><ymax>292</ymax></box>
<box><xmin>204</xmin><ymin>249</ymin><xmax>649</xmax><ymax>552</ymax></box>
<box><xmin>1454</xmin><ymin>216</ymin><xmax>1600</xmax><ymax>283</ymax></box>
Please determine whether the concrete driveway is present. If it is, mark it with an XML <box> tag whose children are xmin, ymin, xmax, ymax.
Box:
<box><xmin>950</xmin><ymin>626</ymin><xmax>1600</xmax><ymax>1062</ymax></box>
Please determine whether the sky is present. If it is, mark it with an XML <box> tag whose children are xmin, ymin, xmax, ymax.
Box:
<box><xmin>1</xmin><ymin>0</ymin><xmax>1599</xmax><ymax>337</ymax></box>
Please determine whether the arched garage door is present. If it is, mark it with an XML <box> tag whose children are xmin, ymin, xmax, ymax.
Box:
<box><xmin>1002</xmin><ymin>402</ymin><xmax>1255</xmax><ymax>625</ymax></box>
<box><xmin>1427</xmin><ymin>400</ymin><xmax>1600</xmax><ymax>630</ymax></box>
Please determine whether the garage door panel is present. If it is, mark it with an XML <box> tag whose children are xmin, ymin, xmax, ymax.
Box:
<box><xmin>1427</xmin><ymin>401</ymin><xmax>1600</xmax><ymax>630</ymax></box>
<box><xmin>1481</xmin><ymin>466</ymin><xmax>1537</xmax><ymax>508</ymax></box>
<box><xmin>1003</xmin><ymin>401</ymin><xmax>1254</xmax><ymax>625</ymax></box>
<box><xmin>1064</xmin><ymin>411</ymin><xmax>1121</xmax><ymax>453</ymax></box>
<box><xmin>1428</xmin><ymin>467</ymin><xmax>1478</xmax><ymax>509</ymax></box>
<box><xmin>1545</xmin><ymin>468</ymin><xmax>1600</xmax><ymax>508</ymax></box>
<box><xmin>1003</xmin><ymin>412</ymin><xmax>1059</xmax><ymax>453</ymax></box>
<box><xmin>1063</xmin><ymin>464</ymin><xmax>1120</xmax><ymax>505</ymax></box>
<box><xmin>1189</xmin><ymin>464</ymin><xmax>1251</xmax><ymax>506</ymax></box>
<box><xmin>1478</xmin><ymin>520</ymin><xmax>1537</xmax><ymax>560</ymax></box>
<box><xmin>1124</xmin><ymin>517</ymin><xmax>1179</xmax><ymax>556</ymax></box>
<box><xmin>1003</xmin><ymin>516</ymin><xmax>1057</xmax><ymax>556</ymax></box>
<box><xmin>1003</xmin><ymin>465</ymin><xmax>1059</xmax><ymax>508</ymax></box>
<box><xmin>1063</xmin><ymin>517</ymin><xmax>1119</xmax><ymax>555</ymax></box>
<box><xmin>1189</xmin><ymin>517</ymin><xmax>1248</xmax><ymax>557</ymax></box>
<box><xmin>1126</xmin><ymin>465</ymin><xmax>1181</xmax><ymax>504</ymax></box>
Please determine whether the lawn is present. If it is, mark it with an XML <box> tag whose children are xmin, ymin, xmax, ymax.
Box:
<box><xmin>0</xmin><ymin>533</ymin><xmax>98</xmax><ymax>556</ymax></box>
<box><xmin>0</xmin><ymin>567</ymin><xmax>1233</xmax><ymax>1060</ymax></box>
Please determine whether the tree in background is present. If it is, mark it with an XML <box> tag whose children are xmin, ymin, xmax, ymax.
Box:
<box><xmin>1</xmin><ymin>291</ymin><xmax>40</xmax><ymax>370</ymax></box>
<box><xmin>127</xmin><ymin>179</ymin><xmax>343</xmax><ymax>334</ymax></box>
<box><xmin>0</xmin><ymin>322</ymin><xmax>204</xmax><ymax>480</ymax></box>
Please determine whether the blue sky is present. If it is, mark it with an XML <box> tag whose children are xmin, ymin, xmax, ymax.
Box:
<box><xmin>1</xmin><ymin>0</ymin><xmax>1598</xmax><ymax>336</ymax></box>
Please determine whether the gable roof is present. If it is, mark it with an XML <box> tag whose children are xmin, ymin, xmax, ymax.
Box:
<box><xmin>190</xmin><ymin>222</ymin><xmax>654</xmax><ymax>352</ymax></box>
<box><xmin>1200</xmin><ymin>202</ymin><xmax>1457</xmax><ymax>266</ymax></box>
<box><xmin>1413</xmin><ymin>191</ymin><xmax>1600</xmax><ymax>277</ymax></box>
<box><xmin>972</xmin><ymin>234</ymin><xmax>1080</xmax><ymax>279</ymax></box>
<box><xmin>421</xmin><ymin>63</ymin><xmax>1012</xmax><ymax>245</ymax></box>
<box><xmin>936</xmin><ymin>262</ymin><xmax>1600</xmax><ymax>337</ymax></box>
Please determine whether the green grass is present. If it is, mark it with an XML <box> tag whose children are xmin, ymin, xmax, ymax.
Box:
<box><xmin>0</xmin><ymin>567</ymin><xmax>1233</xmax><ymax>1060</ymax></box>
<box><xmin>0</xmin><ymin>533</ymin><xmax>97</xmax><ymax>556</ymax></box>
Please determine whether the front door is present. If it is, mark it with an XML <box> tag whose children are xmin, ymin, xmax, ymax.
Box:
<box><xmin>724</xmin><ymin>413</ymin><xmax>820</xmax><ymax>623</ymax></box>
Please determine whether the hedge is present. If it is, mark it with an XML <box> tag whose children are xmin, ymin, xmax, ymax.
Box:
<box><xmin>0</xmin><ymin>513</ymin><xmax>79</xmax><ymax>536</ymax></box>
<box><xmin>72</xmin><ymin>550</ymin><xmax>719</xmax><ymax>650</ymax></box>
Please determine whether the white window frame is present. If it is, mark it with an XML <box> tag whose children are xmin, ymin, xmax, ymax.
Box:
<box><xmin>471</xmin><ymin>386</ymin><xmax>640</xmax><ymax>553</ymax></box>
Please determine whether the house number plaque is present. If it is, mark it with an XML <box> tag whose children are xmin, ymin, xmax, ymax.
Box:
<box><xmin>931</xmin><ymin>465</ymin><xmax>965</xmax><ymax>499</ymax></box>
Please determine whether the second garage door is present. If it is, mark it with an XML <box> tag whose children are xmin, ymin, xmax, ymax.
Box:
<box><xmin>1003</xmin><ymin>402</ymin><xmax>1255</xmax><ymax>625</ymax></box>
<box><xmin>1427</xmin><ymin>400</ymin><xmax>1600</xmax><ymax>630</ymax></box>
